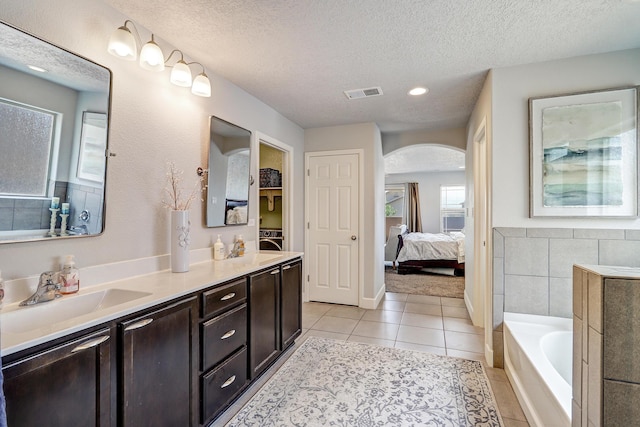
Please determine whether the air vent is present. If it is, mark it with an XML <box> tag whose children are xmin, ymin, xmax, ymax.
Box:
<box><xmin>344</xmin><ymin>86</ymin><xmax>383</xmax><ymax>100</ymax></box>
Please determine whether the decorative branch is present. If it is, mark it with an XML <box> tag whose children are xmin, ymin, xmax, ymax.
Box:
<box><xmin>162</xmin><ymin>162</ymin><xmax>202</xmax><ymax>211</ymax></box>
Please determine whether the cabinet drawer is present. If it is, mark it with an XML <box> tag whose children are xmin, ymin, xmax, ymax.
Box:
<box><xmin>202</xmin><ymin>278</ymin><xmax>247</xmax><ymax>318</ymax></box>
<box><xmin>202</xmin><ymin>304</ymin><xmax>247</xmax><ymax>371</ymax></box>
<box><xmin>201</xmin><ymin>347</ymin><xmax>248</xmax><ymax>423</ymax></box>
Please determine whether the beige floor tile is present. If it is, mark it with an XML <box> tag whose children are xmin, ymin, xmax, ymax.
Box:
<box><xmin>303</xmin><ymin>329</ymin><xmax>350</xmax><ymax>341</ymax></box>
<box><xmin>311</xmin><ymin>315</ymin><xmax>358</xmax><ymax>334</ymax></box>
<box><xmin>502</xmin><ymin>417</ymin><xmax>530</xmax><ymax>427</ymax></box>
<box><xmin>325</xmin><ymin>305</ymin><xmax>367</xmax><ymax>320</ymax></box>
<box><xmin>396</xmin><ymin>325</ymin><xmax>445</xmax><ymax>347</ymax></box>
<box><xmin>443</xmin><ymin>317</ymin><xmax>483</xmax><ymax>335</ymax></box>
<box><xmin>404</xmin><ymin>302</ymin><xmax>442</xmax><ymax>316</ymax></box>
<box><xmin>377</xmin><ymin>300</ymin><xmax>406</xmax><ymax>312</ymax></box>
<box><xmin>489</xmin><ymin>379</ymin><xmax>527</xmax><ymax>421</ymax></box>
<box><xmin>361</xmin><ymin>309</ymin><xmax>403</xmax><ymax>324</ymax></box>
<box><xmin>441</xmin><ymin>297</ymin><xmax>466</xmax><ymax>307</ymax></box>
<box><xmin>383</xmin><ymin>292</ymin><xmax>408</xmax><ymax>302</ymax></box>
<box><xmin>351</xmin><ymin>320</ymin><xmax>400</xmax><ymax>340</ymax></box>
<box><xmin>406</xmin><ymin>294</ymin><xmax>441</xmax><ymax>305</ymax></box>
<box><xmin>442</xmin><ymin>305</ymin><xmax>470</xmax><ymax>319</ymax></box>
<box><xmin>401</xmin><ymin>312</ymin><xmax>443</xmax><ymax>329</ymax></box>
<box><xmin>485</xmin><ymin>367</ymin><xmax>509</xmax><ymax>383</ymax></box>
<box><xmin>394</xmin><ymin>341</ymin><xmax>447</xmax><ymax>356</ymax></box>
<box><xmin>302</xmin><ymin>313</ymin><xmax>321</xmax><ymax>329</ymax></box>
<box><xmin>446</xmin><ymin>349</ymin><xmax>486</xmax><ymax>363</ymax></box>
<box><xmin>347</xmin><ymin>335</ymin><xmax>395</xmax><ymax>348</ymax></box>
<box><xmin>302</xmin><ymin>302</ymin><xmax>334</xmax><ymax>316</ymax></box>
<box><xmin>445</xmin><ymin>330</ymin><xmax>484</xmax><ymax>353</ymax></box>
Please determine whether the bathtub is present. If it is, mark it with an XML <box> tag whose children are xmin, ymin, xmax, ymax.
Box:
<box><xmin>503</xmin><ymin>312</ymin><xmax>572</xmax><ymax>427</ymax></box>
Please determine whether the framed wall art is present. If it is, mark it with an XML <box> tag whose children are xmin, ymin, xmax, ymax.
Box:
<box><xmin>529</xmin><ymin>86</ymin><xmax>639</xmax><ymax>217</ymax></box>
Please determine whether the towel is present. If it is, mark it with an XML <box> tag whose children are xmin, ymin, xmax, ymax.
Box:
<box><xmin>0</xmin><ymin>356</ymin><xmax>7</xmax><ymax>427</ymax></box>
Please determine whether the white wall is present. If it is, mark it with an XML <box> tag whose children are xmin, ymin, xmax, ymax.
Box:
<box><xmin>382</xmin><ymin>127</ymin><xmax>467</xmax><ymax>154</ymax></box>
<box><xmin>305</xmin><ymin>122</ymin><xmax>385</xmax><ymax>302</ymax></box>
<box><xmin>492</xmin><ymin>48</ymin><xmax>640</xmax><ymax>229</ymax></box>
<box><xmin>0</xmin><ymin>0</ymin><xmax>304</xmax><ymax>280</ymax></box>
<box><xmin>386</xmin><ymin>171</ymin><xmax>465</xmax><ymax>233</ymax></box>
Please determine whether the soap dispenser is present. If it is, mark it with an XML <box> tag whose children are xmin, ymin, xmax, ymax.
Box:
<box><xmin>237</xmin><ymin>235</ymin><xmax>245</xmax><ymax>257</ymax></box>
<box><xmin>214</xmin><ymin>235</ymin><xmax>225</xmax><ymax>260</ymax></box>
<box><xmin>60</xmin><ymin>255</ymin><xmax>80</xmax><ymax>294</ymax></box>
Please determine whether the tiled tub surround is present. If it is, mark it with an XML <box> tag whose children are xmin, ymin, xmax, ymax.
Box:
<box><xmin>492</xmin><ymin>227</ymin><xmax>640</xmax><ymax>368</ymax></box>
<box><xmin>572</xmin><ymin>264</ymin><xmax>640</xmax><ymax>427</ymax></box>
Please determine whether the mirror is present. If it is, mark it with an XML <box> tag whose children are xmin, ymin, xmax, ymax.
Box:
<box><xmin>0</xmin><ymin>21</ymin><xmax>111</xmax><ymax>243</ymax></box>
<box><xmin>206</xmin><ymin>116</ymin><xmax>252</xmax><ymax>227</ymax></box>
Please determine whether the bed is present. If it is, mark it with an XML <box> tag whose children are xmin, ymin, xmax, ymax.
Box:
<box><xmin>394</xmin><ymin>231</ymin><xmax>465</xmax><ymax>276</ymax></box>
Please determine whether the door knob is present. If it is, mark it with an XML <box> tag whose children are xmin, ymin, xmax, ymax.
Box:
<box><xmin>351</xmin><ymin>235</ymin><xmax>357</xmax><ymax>240</ymax></box>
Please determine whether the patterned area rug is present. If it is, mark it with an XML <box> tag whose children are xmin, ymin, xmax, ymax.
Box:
<box><xmin>226</xmin><ymin>337</ymin><xmax>503</xmax><ymax>426</ymax></box>
<box><xmin>385</xmin><ymin>268</ymin><xmax>465</xmax><ymax>298</ymax></box>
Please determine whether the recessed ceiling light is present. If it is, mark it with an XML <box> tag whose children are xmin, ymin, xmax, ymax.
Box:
<box><xmin>458</xmin><ymin>166</ymin><xmax>465</xmax><ymax>169</ymax></box>
<box><xmin>28</xmin><ymin>65</ymin><xmax>46</xmax><ymax>72</ymax></box>
<box><xmin>408</xmin><ymin>87</ymin><xmax>428</xmax><ymax>96</ymax></box>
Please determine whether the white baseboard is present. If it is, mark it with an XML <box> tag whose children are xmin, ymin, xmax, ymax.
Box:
<box><xmin>360</xmin><ymin>284</ymin><xmax>386</xmax><ymax>309</ymax></box>
<box><xmin>464</xmin><ymin>288</ymin><xmax>474</xmax><ymax>320</ymax></box>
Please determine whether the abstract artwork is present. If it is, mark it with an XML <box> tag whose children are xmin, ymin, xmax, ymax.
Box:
<box><xmin>529</xmin><ymin>87</ymin><xmax>638</xmax><ymax>217</ymax></box>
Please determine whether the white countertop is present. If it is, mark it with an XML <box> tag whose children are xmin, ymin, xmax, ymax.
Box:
<box><xmin>1</xmin><ymin>251</ymin><xmax>302</xmax><ymax>357</ymax></box>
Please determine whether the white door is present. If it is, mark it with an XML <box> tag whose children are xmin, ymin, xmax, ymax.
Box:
<box><xmin>306</xmin><ymin>152</ymin><xmax>360</xmax><ymax>305</ymax></box>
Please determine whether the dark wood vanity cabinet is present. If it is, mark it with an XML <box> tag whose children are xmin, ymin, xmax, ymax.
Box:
<box><xmin>119</xmin><ymin>296</ymin><xmax>198</xmax><ymax>427</ymax></box>
<box><xmin>281</xmin><ymin>259</ymin><xmax>302</xmax><ymax>349</ymax></box>
<box><xmin>2</xmin><ymin>327</ymin><xmax>114</xmax><ymax>427</ymax></box>
<box><xmin>249</xmin><ymin>266</ymin><xmax>281</xmax><ymax>379</ymax></box>
<box><xmin>199</xmin><ymin>278</ymin><xmax>248</xmax><ymax>425</ymax></box>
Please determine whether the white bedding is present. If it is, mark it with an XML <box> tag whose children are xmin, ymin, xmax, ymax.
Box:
<box><xmin>396</xmin><ymin>232</ymin><xmax>465</xmax><ymax>263</ymax></box>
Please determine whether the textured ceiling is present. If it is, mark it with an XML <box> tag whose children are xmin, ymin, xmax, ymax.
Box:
<box><xmin>103</xmin><ymin>0</ymin><xmax>640</xmax><ymax>134</ymax></box>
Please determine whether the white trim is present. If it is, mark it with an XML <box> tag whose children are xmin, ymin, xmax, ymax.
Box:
<box><xmin>254</xmin><ymin>132</ymin><xmax>295</xmax><ymax>252</ymax></box>
<box><xmin>361</xmin><ymin>282</ymin><xmax>386</xmax><ymax>310</ymax></box>
<box><xmin>305</xmin><ymin>149</ymin><xmax>364</xmax><ymax>307</ymax></box>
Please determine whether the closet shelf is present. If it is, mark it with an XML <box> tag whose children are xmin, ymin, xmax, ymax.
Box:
<box><xmin>260</xmin><ymin>187</ymin><xmax>282</xmax><ymax>211</ymax></box>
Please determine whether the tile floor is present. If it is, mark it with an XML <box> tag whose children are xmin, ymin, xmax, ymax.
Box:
<box><xmin>299</xmin><ymin>292</ymin><xmax>530</xmax><ymax>427</ymax></box>
<box><xmin>216</xmin><ymin>292</ymin><xmax>530</xmax><ymax>426</ymax></box>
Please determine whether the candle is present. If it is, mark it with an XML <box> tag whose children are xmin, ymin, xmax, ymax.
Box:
<box><xmin>61</xmin><ymin>203</ymin><xmax>70</xmax><ymax>214</ymax></box>
<box><xmin>51</xmin><ymin>197</ymin><xmax>60</xmax><ymax>209</ymax></box>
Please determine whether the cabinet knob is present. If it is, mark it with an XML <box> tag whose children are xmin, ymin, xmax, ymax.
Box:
<box><xmin>221</xmin><ymin>375</ymin><xmax>236</xmax><ymax>388</ymax></box>
<box><xmin>220</xmin><ymin>329</ymin><xmax>236</xmax><ymax>340</ymax></box>
<box><xmin>351</xmin><ymin>235</ymin><xmax>357</xmax><ymax>240</ymax></box>
<box><xmin>220</xmin><ymin>292</ymin><xmax>236</xmax><ymax>301</ymax></box>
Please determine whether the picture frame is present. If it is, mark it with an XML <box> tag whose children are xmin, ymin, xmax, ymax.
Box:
<box><xmin>529</xmin><ymin>86</ymin><xmax>639</xmax><ymax>217</ymax></box>
<box><xmin>77</xmin><ymin>111</ymin><xmax>108</xmax><ymax>183</ymax></box>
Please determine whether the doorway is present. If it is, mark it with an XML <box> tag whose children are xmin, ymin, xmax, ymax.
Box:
<box><xmin>259</xmin><ymin>143</ymin><xmax>284</xmax><ymax>251</ymax></box>
<box><xmin>305</xmin><ymin>150</ymin><xmax>362</xmax><ymax>306</ymax></box>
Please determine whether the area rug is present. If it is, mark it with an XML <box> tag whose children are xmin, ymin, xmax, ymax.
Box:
<box><xmin>226</xmin><ymin>336</ymin><xmax>503</xmax><ymax>426</ymax></box>
<box><xmin>385</xmin><ymin>268</ymin><xmax>465</xmax><ymax>298</ymax></box>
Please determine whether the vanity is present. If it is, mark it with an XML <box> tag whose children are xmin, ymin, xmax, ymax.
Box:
<box><xmin>1</xmin><ymin>252</ymin><xmax>303</xmax><ymax>427</ymax></box>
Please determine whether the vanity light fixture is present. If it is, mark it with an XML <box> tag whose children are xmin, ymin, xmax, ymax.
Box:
<box><xmin>139</xmin><ymin>34</ymin><xmax>165</xmax><ymax>72</ymax></box>
<box><xmin>107</xmin><ymin>20</ymin><xmax>211</xmax><ymax>97</ymax></box>
<box><xmin>408</xmin><ymin>87</ymin><xmax>428</xmax><ymax>96</ymax></box>
<box><xmin>107</xmin><ymin>20</ymin><xmax>138</xmax><ymax>61</ymax></box>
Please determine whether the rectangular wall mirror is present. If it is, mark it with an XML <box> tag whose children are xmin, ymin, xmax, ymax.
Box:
<box><xmin>206</xmin><ymin>116</ymin><xmax>252</xmax><ymax>227</ymax></box>
<box><xmin>0</xmin><ymin>20</ymin><xmax>112</xmax><ymax>244</ymax></box>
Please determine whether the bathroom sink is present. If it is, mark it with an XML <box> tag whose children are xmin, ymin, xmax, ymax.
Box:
<box><xmin>2</xmin><ymin>288</ymin><xmax>152</xmax><ymax>334</ymax></box>
<box><xmin>223</xmin><ymin>252</ymin><xmax>281</xmax><ymax>266</ymax></box>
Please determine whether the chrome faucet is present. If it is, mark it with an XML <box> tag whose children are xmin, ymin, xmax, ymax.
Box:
<box><xmin>19</xmin><ymin>271</ymin><xmax>62</xmax><ymax>306</ymax></box>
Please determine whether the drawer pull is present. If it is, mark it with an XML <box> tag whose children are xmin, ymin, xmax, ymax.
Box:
<box><xmin>282</xmin><ymin>265</ymin><xmax>292</xmax><ymax>270</ymax></box>
<box><xmin>221</xmin><ymin>375</ymin><xmax>236</xmax><ymax>388</ymax></box>
<box><xmin>220</xmin><ymin>292</ymin><xmax>236</xmax><ymax>301</ymax></box>
<box><xmin>124</xmin><ymin>318</ymin><xmax>154</xmax><ymax>331</ymax></box>
<box><xmin>221</xmin><ymin>329</ymin><xmax>236</xmax><ymax>340</ymax></box>
<box><xmin>71</xmin><ymin>335</ymin><xmax>110</xmax><ymax>353</ymax></box>
<box><xmin>270</xmin><ymin>269</ymin><xmax>279</xmax><ymax>275</ymax></box>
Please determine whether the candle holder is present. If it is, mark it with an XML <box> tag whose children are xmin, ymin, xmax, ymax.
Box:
<box><xmin>48</xmin><ymin>208</ymin><xmax>59</xmax><ymax>236</ymax></box>
<box><xmin>60</xmin><ymin>214</ymin><xmax>69</xmax><ymax>236</ymax></box>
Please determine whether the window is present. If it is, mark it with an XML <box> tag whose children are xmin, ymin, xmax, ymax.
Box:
<box><xmin>385</xmin><ymin>185</ymin><xmax>405</xmax><ymax>219</ymax></box>
<box><xmin>441</xmin><ymin>185</ymin><xmax>465</xmax><ymax>233</ymax></box>
<box><xmin>0</xmin><ymin>98</ymin><xmax>59</xmax><ymax>197</ymax></box>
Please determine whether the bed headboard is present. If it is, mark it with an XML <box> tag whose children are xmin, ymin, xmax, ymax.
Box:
<box><xmin>385</xmin><ymin>224</ymin><xmax>406</xmax><ymax>262</ymax></box>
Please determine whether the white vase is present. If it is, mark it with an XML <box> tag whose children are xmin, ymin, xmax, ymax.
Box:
<box><xmin>171</xmin><ymin>210</ymin><xmax>190</xmax><ymax>273</ymax></box>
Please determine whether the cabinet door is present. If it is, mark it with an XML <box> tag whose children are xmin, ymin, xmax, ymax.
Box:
<box><xmin>119</xmin><ymin>297</ymin><xmax>198</xmax><ymax>427</ymax></box>
<box><xmin>249</xmin><ymin>267</ymin><xmax>280</xmax><ymax>379</ymax></box>
<box><xmin>281</xmin><ymin>259</ymin><xmax>302</xmax><ymax>349</ymax></box>
<box><xmin>3</xmin><ymin>328</ymin><xmax>113</xmax><ymax>427</ymax></box>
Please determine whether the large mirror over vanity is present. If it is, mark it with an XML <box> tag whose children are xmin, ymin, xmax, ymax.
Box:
<box><xmin>0</xmin><ymin>21</ymin><xmax>111</xmax><ymax>244</ymax></box>
<box><xmin>206</xmin><ymin>116</ymin><xmax>252</xmax><ymax>227</ymax></box>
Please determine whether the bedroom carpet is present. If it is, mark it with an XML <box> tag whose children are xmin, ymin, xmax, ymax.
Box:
<box><xmin>385</xmin><ymin>268</ymin><xmax>465</xmax><ymax>298</ymax></box>
<box><xmin>226</xmin><ymin>336</ymin><xmax>503</xmax><ymax>426</ymax></box>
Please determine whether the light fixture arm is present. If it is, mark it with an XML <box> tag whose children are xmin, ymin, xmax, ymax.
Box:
<box><xmin>164</xmin><ymin>49</ymin><xmax>185</xmax><ymax>67</ymax></box>
<box><xmin>122</xmin><ymin>20</ymin><xmax>142</xmax><ymax>50</ymax></box>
